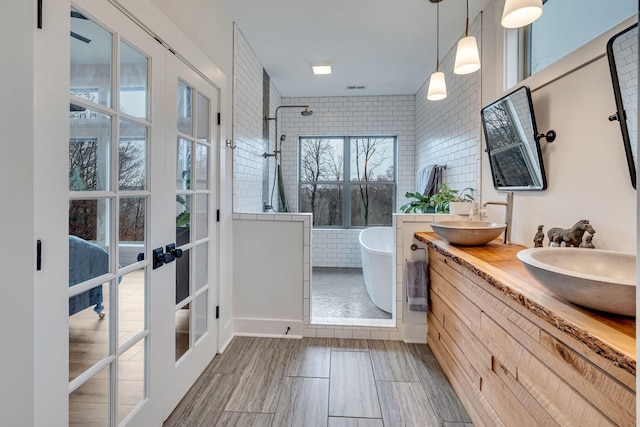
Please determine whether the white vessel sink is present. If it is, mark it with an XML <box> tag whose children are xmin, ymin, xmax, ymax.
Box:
<box><xmin>517</xmin><ymin>248</ymin><xmax>636</xmax><ymax>317</ymax></box>
<box><xmin>430</xmin><ymin>221</ymin><xmax>506</xmax><ymax>246</ymax></box>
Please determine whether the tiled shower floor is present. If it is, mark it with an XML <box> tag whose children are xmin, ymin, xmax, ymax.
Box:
<box><xmin>311</xmin><ymin>267</ymin><xmax>392</xmax><ymax>322</ymax></box>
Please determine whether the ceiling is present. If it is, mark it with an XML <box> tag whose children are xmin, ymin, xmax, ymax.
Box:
<box><xmin>223</xmin><ymin>0</ymin><xmax>493</xmax><ymax>97</ymax></box>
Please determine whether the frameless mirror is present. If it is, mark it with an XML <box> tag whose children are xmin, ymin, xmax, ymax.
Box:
<box><xmin>607</xmin><ymin>23</ymin><xmax>637</xmax><ymax>189</ymax></box>
<box><xmin>481</xmin><ymin>86</ymin><xmax>549</xmax><ymax>190</ymax></box>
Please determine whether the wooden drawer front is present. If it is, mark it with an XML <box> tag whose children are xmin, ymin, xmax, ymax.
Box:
<box><xmin>428</xmin><ymin>258</ymin><xmax>636</xmax><ymax>427</ymax></box>
<box><xmin>481</xmin><ymin>313</ymin><xmax>618</xmax><ymax>427</ymax></box>
<box><xmin>429</xmin><ymin>249</ymin><xmax>636</xmax><ymax>416</ymax></box>
<box><xmin>430</xmin><ymin>291</ymin><xmax>551</xmax><ymax>427</ymax></box>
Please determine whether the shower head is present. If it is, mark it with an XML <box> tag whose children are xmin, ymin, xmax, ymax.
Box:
<box><xmin>301</xmin><ymin>107</ymin><xmax>313</xmax><ymax>117</ymax></box>
<box><xmin>280</xmin><ymin>134</ymin><xmax>287</xmax><ymax>143</ymax></box>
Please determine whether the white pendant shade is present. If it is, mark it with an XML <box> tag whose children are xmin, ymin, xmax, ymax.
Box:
<box><xmin>454</xmin><ymin>36</ymin><xmax>481</xmax><ymax>75</ymax></box>
<box><xmin>501</xmin><ymin>0</ymin><xmax>543</xmax><ymax>28</ymax></box>
<box><xmin>427</xmin><ymin>71</ymin><xmax>447</xmax><ymax>101</ymax></box>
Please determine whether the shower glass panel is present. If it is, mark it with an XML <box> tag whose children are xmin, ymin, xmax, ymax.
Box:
<box><xmin>119</xmin><ymin>40</ymin><xmax>148</xmax><ymax>119</ymax></box>
<box><xmin>177</xmin><ymin>80</ymin><xmax>192</xmax><ymax>135</ymax></box>
<box><xmin>70</xmin><ymin>7</ymin><xmax>112</xmax><ymax>107</ymax></box>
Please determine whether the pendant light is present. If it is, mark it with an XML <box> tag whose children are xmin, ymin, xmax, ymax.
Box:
<box><xmin>427</xmin><ymin>0</ymin><xmax>447</xmax><ymax>101</ymax></box>
<box><xmin>501</xmin><ymin>0</ymin><xmax>543</xmax><ymax>29</ymax></box>
<box><xmin>454</xmin><ymin>0</ymin><xmax>480</xmax><ymax>74</ymax></box>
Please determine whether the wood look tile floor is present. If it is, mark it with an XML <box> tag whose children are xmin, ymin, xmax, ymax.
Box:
<box><xmin>165</xmin><ymin>337</ymin><xmax>472</xmax><ymax>427</ymax></box>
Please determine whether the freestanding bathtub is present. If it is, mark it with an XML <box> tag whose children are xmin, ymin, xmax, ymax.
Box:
<box><xmin>358</xmin><ymin>226</ymin><xmax>394</xmax><ymax>313</ymax></box>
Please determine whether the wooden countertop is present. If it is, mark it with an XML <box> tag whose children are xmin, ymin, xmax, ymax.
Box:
<box><xmin>415</xmin><ymin>232</ymin><xmax>636</xmax><ymax>376</ymax></box>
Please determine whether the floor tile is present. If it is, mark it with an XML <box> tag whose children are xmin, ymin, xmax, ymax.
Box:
<box><xmin>410</xmin><ymin>344</ymin><xmax>471</xmax><ymax>423</ymax></box>
<box><xmin>272</xmin><ymin>377</ymin><xmax>329</xmax><ymax>427</ymax></box>
<box><xmin>369</xmin><ymin>340</ymin><xmax>421</xmax><ymax>382</ymax></box>
<box><xmin>328</xmin><ymin>417</ymin><xmax>384</xmax><ymax>427</ymax></box>
<box><xmin>215</xmin><ymin>412</ymin><xmax>273</xmax><ymax>427</ymax></box>
<box><xmin>331</xmin><ymin>338</ymin><xmax>370</xmax><ymax>352</ymax></box>
<box><xmin>224</xmin><ymin>347</ymin><xmax>290</xmax><ymax>413</ymax></box>
<box><xmin>286</xmin><ymin>338</ymin><xmax>331</xmax><ymax>378</ymax></box>
<box><xmin>329</xmin><ymin>351</ymin><xmax>381</xmax><ymax>418</ymax></box>
<box><xmin>377</xmin><ymin>381</ymin><xmax>440</xmax><ymax>427</ymax></box>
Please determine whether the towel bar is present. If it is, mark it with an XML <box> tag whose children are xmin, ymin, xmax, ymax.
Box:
<box><xmin>409</xmin><ymin>243</ymin><xmax>427</xmax><ymax>261</ymax></box>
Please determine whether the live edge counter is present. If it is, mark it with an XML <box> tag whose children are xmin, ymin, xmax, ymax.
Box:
<box><xmin>414</xmin><ymin>231</ymin><xmax>636</xmax><ymax>427</ymax></box>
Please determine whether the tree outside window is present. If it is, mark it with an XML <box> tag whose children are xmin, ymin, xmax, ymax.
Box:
<box><xmin>299</xmin><ymin>136</ymin><xmax>396</xmax><ymax>227</ymax></box>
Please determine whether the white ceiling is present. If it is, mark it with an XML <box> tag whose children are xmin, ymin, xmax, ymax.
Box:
<box><xmin>223</xmin><ymin>0</ymin><xmax>493</xmax><ymax>97</ymax></box>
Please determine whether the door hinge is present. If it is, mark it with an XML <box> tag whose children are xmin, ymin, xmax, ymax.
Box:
<box><xmin>217</xmin><ymin>113</ymin><xmax>221</xmax><ymax>126</ymax></box>
<box><xmin>37</xmin><ymin>0</ymin><xmax>43</xmax><ymax>29</ymax></box>
<box><xmin>215</xmin><ymin>306</ymin><xmax>220</xmax><ymax>319</ymax></box>
<box><xmin>36</xmin><ymin>240</ymin><xmax>42</xmax><ymax>271</ymax></box>
<box><xmin>216</xmin><ymin>209</ymin><xmax>220</xmax><ymax>222</ymax></box>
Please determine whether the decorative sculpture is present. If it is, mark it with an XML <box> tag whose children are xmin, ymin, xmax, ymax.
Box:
<box><xmin>579</xmin><ymin>233</ymin><xmax>596</xmax><ymax>249</ymax></box>
<box><xmin>533</xmin><ymin>225</ymin><xmax>544</xmax><ymax>247</ymax></box>
<box><xmin>547</xmin><ymin>220</ymin><xmax>595</xmax><ymax>247</ymax></box>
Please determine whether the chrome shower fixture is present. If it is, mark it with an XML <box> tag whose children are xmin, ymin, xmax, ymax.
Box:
<box><xmin>280</xmin><ymin>134</ymin><xmax>287</xmax><ymax>143</ymax></box>
<box><xmin>301</xmin><ymin>107</ymin><xmax>313</xmax><ymax>116</ymax></box>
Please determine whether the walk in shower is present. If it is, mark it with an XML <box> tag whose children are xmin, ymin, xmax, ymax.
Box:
<box><xmin>263</xmin><ymin>105</ymin><xmax>313</xmax><ymax>212</ymax></box>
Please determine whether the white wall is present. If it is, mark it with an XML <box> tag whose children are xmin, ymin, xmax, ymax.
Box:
<box><xmin>482</xmin><ymin>7</ymin><xmax>637</xmax><ymax>252</ymax></box>
<box><xmin>0</xmin><ymin>2</ymin><xmax>36</xmax><ymax>424</ymax></box>
<box><xmin>232</xmin><ymin>214</ymin><xmax>309</xmax><ymax>336</ymax></box>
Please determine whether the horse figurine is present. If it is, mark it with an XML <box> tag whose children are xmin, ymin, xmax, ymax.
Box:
<box><xmin>547</xmin><ymin>220</ymin><xmax>595</xmax><ymax>247</ymax></box>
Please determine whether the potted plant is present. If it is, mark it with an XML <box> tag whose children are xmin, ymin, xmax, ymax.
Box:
<box><xmin>399</xmin><ymin>192</ymin><xmax>436</xmax><ymax>213</ymax></box>
<box><xmin>432</xmin><ymin>183</ymin><xmax>475</xmax><ymax>214</ymax></box>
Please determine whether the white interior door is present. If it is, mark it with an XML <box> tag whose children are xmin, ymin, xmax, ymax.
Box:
<box><xmin>67</xmin><ymin>1</ymin><xmax>169</xmax><ymax>425</ymax></box>
<box><xmin>163</xmin><ymin>54</ymin><xmax>220</xmax><ymax>415</ymax></box>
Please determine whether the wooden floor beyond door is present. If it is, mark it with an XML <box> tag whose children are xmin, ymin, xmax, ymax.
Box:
<box><xmin>164</xmin><ymin>336</ymin><xmax>472</xmax><ymax>427</ymax></box>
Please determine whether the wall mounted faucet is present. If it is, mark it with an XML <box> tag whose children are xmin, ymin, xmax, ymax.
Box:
<box><xmin>482</xmin><ymin>191</ymin><xmax>514</xmax><ymax>244</ymax></box>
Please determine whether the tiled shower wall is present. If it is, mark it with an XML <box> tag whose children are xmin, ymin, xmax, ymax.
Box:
<box><xmin>415</xmin><ymin>15</ymin><xmax>483</xmax><ymax>198</ymax></box>
<box><xmin>232</xmin><ymin>25</ymin><xmax>281</xmax><ymax>212</ymax></box>
<box><xmin>279</xmin><ymin>95</ymin><xmax>416</xmax><ymax>268</ymax></box>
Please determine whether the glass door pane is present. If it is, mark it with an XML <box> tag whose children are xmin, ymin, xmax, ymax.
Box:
<box><xmin>69</xmin><ymin>6</ymin><xmax>153</xmax><ymax>425</ymax></box>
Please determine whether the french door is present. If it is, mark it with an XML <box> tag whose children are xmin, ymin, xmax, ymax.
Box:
<box><xmin>67</xmin><ymin>1</ymin><xmax>218</xmax><ymax>425</ymax></box>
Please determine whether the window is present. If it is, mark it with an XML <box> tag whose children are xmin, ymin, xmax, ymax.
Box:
<box><xmin>527</xmin><ymin>0</ymin><xmax>635</xmax><ymax>76</ymax></box>
<box><xmin>299</xmin><ymin>136</ymin><xmax>396</xmax><ymax>227</ymax></box>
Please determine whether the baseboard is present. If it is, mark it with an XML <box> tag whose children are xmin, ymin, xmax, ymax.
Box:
<box><xmin>233</xmin><ymin>317</ymin><xmax>304</xmax><ymax>338</ymax></box>
<box><xmin>403</xmin><ymin>323</ymin><xmax>428</xmax><ymax>344</ymax></box>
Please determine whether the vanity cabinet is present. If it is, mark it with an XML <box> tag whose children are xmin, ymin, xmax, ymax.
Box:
<box><xmin>415</xmin><ymin>233</ymin><xmax>636</xmax><ymax>427</ymax></box>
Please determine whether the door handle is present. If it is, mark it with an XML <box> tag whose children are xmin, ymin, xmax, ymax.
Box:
<box><xmin>166</xmin><ymin>243</ymin><xmax>183</xmax><ymax>259</ymax></box>
<box><xmin>153</xmin><ymin>247</ymin><xmax>167</xmax><ymax>269</ymax></box>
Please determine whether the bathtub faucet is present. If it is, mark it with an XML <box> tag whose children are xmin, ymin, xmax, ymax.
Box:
<box><xmin>482</xmin><ymin>191</ymin><xmax>513</xmax><ymax>244</ymax></box>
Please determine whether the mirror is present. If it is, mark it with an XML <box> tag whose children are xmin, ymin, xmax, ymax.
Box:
<box><xmin>481</xmin><ymin>86</ymin><xmax>548</xmax><ymax>191</ymax></box>
<box><xmin>607</xmin><ymin>23</ymin><xmax>637</xmax><ymax>189</ymax></box>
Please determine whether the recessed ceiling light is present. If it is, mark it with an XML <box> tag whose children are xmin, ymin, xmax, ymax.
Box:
<box><xmin>311</xmin><ymin>63</ymin><xmax>332</xmax><ymax>75</ymax></box>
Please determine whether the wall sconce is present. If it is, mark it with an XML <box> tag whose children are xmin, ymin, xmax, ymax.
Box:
<box><xmin>501</xmin><ymin>0</ymin><xmax>543</xmax><ymax>29</ymax></box>
<box><xmin>454</xmin><ymin>0</ymin><xmax>480</xmax><ymax>74</ymax></box>
<box><xmin>427</xmin><ymin>0</ymin><xmax>447</xmax><ymax>101</ymax></box>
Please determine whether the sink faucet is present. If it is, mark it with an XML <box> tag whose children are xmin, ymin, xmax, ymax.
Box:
<box><xmin>482</xmin><ymin>191</ymin><xmax>514</xmax><ymax>244</ymax></box>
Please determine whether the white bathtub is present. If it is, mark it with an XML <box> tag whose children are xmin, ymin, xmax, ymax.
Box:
<box><xmin>358</xmin><ymin>227</ymin><xmax>394</xmax><ymax>313</ymax></box>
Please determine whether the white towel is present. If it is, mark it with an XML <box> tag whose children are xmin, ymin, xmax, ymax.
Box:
<box><xmin>404</xmin><ymin>260</ymin><xmax>428</xmax><ymax>312</ymax></box>
<box><xmin>416</xmin><ymin>165</ymin><xmax>436</xmax><ymax>195</ymax></box>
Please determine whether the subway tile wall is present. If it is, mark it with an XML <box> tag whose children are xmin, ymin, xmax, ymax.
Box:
<box><xmin>279</xmin><ymin>95</ymin><xmax>416</xmax><ymax>267</ymax></box>
<box><xmin>415</xmin><ymin>16</ymin><xmax>482</xmax><ymax>199</ymax></box>
<box><xmin>232</xmin><ymin>25</ymin><xmax>281</xmax><ymax>212</ymax></box>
